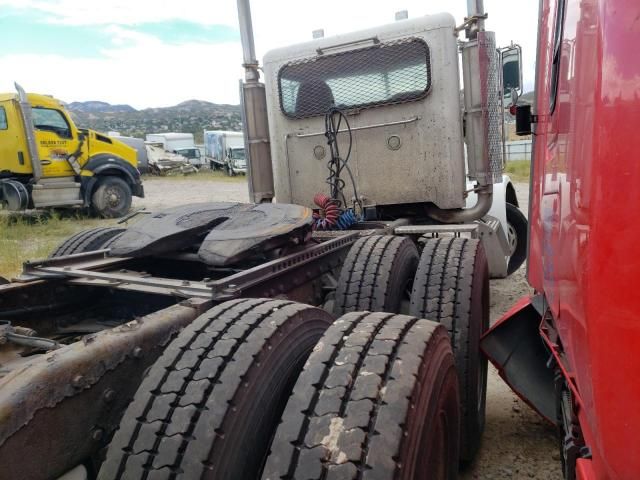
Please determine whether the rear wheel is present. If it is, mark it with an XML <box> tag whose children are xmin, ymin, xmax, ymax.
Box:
<box><xmin>262</xmin><ymin>311</ymin><xmax>460</xmax><ymax>480</ymax></box>
<box><xmin>506</xmin><ymin>202</ymin><xmax>528</xmax><ymax>275</ymax></box>
<box><xmin>0</xmin><ymin>180</ymin><xmax>29</xmax><ymax>211</ymax></box>
<box><xmin>333</xmin><ymin>235</ymin><xmax>419</xmax><ymax>316</ymax></box>
<box><xmin>410</xmin><ymin>237</ymin><xmax>489</xmax><ymax>464</ymax></box>
<box><xmin>49</xmin><ymin>227</ymin><xmax>125</xmax><ymax>258</ymax></box>
<box><xmin>91</xmin><ymin>176</ymin><xmax>132</xmax><ymax>218</ymax></box>
<box><xmin>98</xmin><ymin>298</ymin><xmax>333</xmax><ymax>480</ymax></box>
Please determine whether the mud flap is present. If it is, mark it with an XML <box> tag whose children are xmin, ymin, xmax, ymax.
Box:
<box><xmin>481</xmin><ymin>294</ymin><xmax>556</xmax><ymax>422</ymax></box>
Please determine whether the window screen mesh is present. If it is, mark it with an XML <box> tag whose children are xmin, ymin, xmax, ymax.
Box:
<box><xmin>278</xmin><ymin>38</ymin><xmax>431</xmax><ymax>118</ymax></box>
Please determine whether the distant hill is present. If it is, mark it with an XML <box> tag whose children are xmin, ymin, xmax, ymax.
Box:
<box><xmin>67</xmin><ymin>101</ymin><xmax>136</xmax><ymax>113</ymax></box>
<box><xmin>67</xmin><ymin>99</ymin><xmax>242</xmax><ymax>143</ymax></box>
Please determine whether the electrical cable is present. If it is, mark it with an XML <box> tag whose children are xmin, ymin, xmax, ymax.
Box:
<box><xmin>323</xmin><ymin>107</ymin><xmax>362</xmax><ymax>212</ymax></box>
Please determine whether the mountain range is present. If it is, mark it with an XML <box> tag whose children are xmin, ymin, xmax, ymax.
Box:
<box><xmin>66</xmin><ymin>99</ymin><xmax>242</xmax><ymax>143</ymax></box>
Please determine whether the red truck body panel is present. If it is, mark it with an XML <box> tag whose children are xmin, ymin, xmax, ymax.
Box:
<box><xmin>526</xmin><ymin>0</ymin><xmax>640</xmax><ymax>477</ymax></box>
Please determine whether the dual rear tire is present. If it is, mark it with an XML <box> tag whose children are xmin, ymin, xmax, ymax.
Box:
<box><xmin>99</xmin><ymin>234</ymin><xmax>488</xmax><ymax>479</ymax></box>
<box><xmin>333</xmin><ymin>234</ymin><xmax>489</xmax><ymax>464</ymax></box>
<box><xmin>99</xmin><ymin>300</ymin><xmax>462</xmax><ymax>480</ymax></box>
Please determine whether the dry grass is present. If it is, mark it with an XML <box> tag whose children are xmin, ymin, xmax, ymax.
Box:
<box><xmin>0</xmin><ymin>212</ymin><xmax>115</xmax><ymax>279</ymax></box>
<box><xmin>142</xmin><ymin>170</ymin><xmax>246</xmax><ymax>183</ymax></box>
<box><xmin>505</xmin><ymin>160</ymin><xmax>531</xmax><ymax>182</ymax></box>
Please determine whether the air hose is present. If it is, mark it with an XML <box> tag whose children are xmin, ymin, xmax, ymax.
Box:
<box><xmin>312</xmin><ymin>193</ymin><xmax>358</xmax><ymax>231</ymax></box>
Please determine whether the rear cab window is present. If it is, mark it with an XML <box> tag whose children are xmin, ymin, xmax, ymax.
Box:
<box><xmin>0</xmin><ymin>106</ymin><xmax>7</xmax><ymax>130</ymax></box>
<box><xmin>278</xmin><ymin>37</ymin><xmax>431</xmax><ymax>118</ymax></box>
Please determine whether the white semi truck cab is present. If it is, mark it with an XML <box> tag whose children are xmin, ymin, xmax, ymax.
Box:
<box><xmin>239</xmin><ymin>1</ymin><xmax>526</xmax><ymax>277</ymax></box>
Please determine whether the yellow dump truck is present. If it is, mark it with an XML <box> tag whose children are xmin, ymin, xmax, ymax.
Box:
<box><xmin>0</xmin><ymin>83</ymin><xmax>143</xmax><ymax>217</ymax></box>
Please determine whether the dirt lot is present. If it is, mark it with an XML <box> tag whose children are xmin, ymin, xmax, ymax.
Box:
<box><xmin>2</xmin><ymin>175</ymin><xmax>561</xmax><ymax>477</ymax></box>
<box><xmin>137</xmin><ymin>177</ymin><xmax>560</xmax><ymax>479</ymax></box>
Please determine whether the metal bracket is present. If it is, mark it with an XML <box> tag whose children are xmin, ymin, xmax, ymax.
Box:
<box><xmin>455</xmin><ymin>14</ymin><xmax>488</xmax><ymax>34</ymax></box>
<box><xmin>19</xmin><ymin>234</ymin><xmax>357</xmax><ymax>299</ymax></box>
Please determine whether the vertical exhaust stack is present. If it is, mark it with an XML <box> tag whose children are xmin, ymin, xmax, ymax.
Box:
<box><xmin>237</xmin><ymin>0</ymin><xmax>275</xmax><ymax>203</ymax></box>
<box><xmin>426</xmin><ymin>0</ymin><xmax>502</xmax><ymax>223</ymax></box>
<box><xmin>14</xmin><ymin>83</ymin><xmax>42</xmax><ymax>183</ymax></box>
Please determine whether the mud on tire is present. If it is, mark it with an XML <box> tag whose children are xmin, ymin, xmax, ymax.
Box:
<box><xmin>409</xmin><ymin>237</ymin><xmax>489</xmax><ymax>464</ymax></box>
<box><xmin>98</xmin><ymin>298</ymin><xmax>333</xmax><ymax>480</ymax></box>
<box><xmin>333</xmin><ymin>235</ymin><xmax>419</xmax><ymax>316</ymax></box>
<box><xmin>263</xmin><ymin>311</ymin><xmax>460</xmax><ymax>480</ymax></box>
<box><xmin>49</xmin><ymin>227</ymin><xmax>126</xmax><ymax>258</ymax></box>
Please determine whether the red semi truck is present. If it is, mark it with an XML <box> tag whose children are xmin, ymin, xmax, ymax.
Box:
<box><xmin>482</xmin><ymin>0</ymin><xmax>640</xmax><ymax>478</ymax></box>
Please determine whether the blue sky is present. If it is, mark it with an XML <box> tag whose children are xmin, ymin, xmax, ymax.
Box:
<box><xmin>0</xmin><ymin>0</ymin><xmax>538</xmax><ymax>108</ymax></box>
<box><xmin>2</xmin><ymin>9</ymin><xmax>239</xmax><ymax>58</ymax></box>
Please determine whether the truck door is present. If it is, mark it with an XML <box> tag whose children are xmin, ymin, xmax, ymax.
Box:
<box><xmin>31</xmin><ymin>106</ymin><xmax>79</xmax><ymax>177</ymax></box>
<box><xmin>0</xmin><ymin>101</ymin><xmax>32</xmax><ymax>175</ymax></box>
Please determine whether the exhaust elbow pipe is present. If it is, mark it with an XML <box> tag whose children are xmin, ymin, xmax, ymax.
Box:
<box><xmin>426</xmin><ymin>185</ymin><xmax>493</xmax><ymax>223</ymax></box>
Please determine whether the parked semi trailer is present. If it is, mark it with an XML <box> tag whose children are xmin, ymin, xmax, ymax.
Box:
<box><xmin>483</xmin><ymin>0</ymin><xmax>640</xmax><ymax>478</ymax></box>
<box><xmin>0</xmin><ymin>1</ymin><xmax>529</xmax><ymax>479</ymax></box>
<box><xmin>0</xmin><ymin>85</ymin><xmax>143</xmax><ymax>217</ymax></box>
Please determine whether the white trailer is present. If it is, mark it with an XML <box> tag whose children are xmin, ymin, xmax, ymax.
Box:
<box><xmin>203</xmin><ymin>130</ymin><xmax>247</xmax><ymax>175</ymax></box>
<box><xmin>145</xmin><ymin>132</ymin><xmax>203</xmax><ymax>167</ymax></box>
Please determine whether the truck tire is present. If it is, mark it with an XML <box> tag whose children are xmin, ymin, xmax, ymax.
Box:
<box><xmin>409</xmin><ymin>237</ymin><xmax>489</xmax><ymax>464</ymax></box>
<box><xmin>98</xmin><ymin>298</ymin><xmax>333</xmax><ymax>480</ymax></box>
<box><xmin>262</xmin><ymin>311</ymin><xmax>460</xmax><ymax>480</ymax></box>
<box><xmin>333</xmin><ymin>235</ymin><xmax>419</xmax><ymax>316</ymax></box>
<box><xmin>91</xmin><ymin>176</ymin><xmax>132</xmax><ymax>218</ymax></box>
<box><xmin>49</xmin><ymin>227</ymin><xmax>126</xmax><ymax>258</ymax></box>
<box><xmin>506</xmin><ymin>202</ymin><xmax>528</xmax><ymax>275</ymax></box>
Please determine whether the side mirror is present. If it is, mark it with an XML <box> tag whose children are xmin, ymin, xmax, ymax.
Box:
<box><xmin>501</xmin><ymin>43</ymin><xmax>523</xmax><ymax>100</ymax></box>
<box><xmin>515</xmin><ymin>104</ymin><xmax>533</xmax><ymax>136</ymax></box>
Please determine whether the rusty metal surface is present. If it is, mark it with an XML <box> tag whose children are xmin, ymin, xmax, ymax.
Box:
<box><xmin>109</xmin><ymin>202</ymin><xmax>314</xmax><ymax>267</ymax></box>
<box><xmin>27</xmin><ymin>266</ymin><xmax>212</xmax><ymax>298</ymax></box>
<box><xmin>17</xmin><ymin>250</ymin><xmax>131</xmax><ymax>282</ymax></box>
<box><xmin>18</xmin><ymin>222</ymin><xmax>350</xmax><ymax>303</ymax></box>
<box><xmin>0</xmin><ymin>298</ymin><xmax>209</xmax><ymax>480</ymax></box>
<box><xmin>198</xmin><ymin>202</ymin><xmax>313</xmax><ymax>265</ymax></box>
<box><xmin>208</xmin><ymin>232</ymin><xmax>356</xmax><ymax>299</ymax></box>
<box><xmin>110</xmin><ymin>202</ymin><xmax>246</xmax><ymax>258</ymax></box>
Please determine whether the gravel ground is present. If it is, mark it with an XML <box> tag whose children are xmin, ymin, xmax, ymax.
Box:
<box><xmin>134</xmin><ymin>177</ymin><xmax>561</xmax><ymax>479</ymax></box>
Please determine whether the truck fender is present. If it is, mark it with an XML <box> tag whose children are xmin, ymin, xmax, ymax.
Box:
<box><xmin>466</xmin><ymin>174</ymin><xmax>516</xmax><ymax>235</ymax></box>
<box><xmin>480</xmin><ymin>293</ymin><xmax>556</xmax><ymax>422</ymax></box>
<box><xmin>83</xmin><ymin>155</ymin><xmax>144</xmax><ymax>199</ymax></box>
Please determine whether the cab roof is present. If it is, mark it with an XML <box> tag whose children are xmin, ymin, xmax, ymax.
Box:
<box><xmin>0</xmin><ymin>92</ymin><xmax>66</xmax><ymax>109</ymax></box>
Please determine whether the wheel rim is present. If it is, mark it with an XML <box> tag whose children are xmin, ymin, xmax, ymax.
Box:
<box><xmin>507</xmin><ymin>221</ymin><xmax>518</xmax><ymax>256</ymax></box>
<box><xmin>104</xmin><ymin>185</ymin><xmax>124</xmax><ymax>209</ymax></box>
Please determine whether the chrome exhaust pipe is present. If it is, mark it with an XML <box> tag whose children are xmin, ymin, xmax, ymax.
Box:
<box><xmin>237</xmin><ymin>0</ymin><xmax>275</xmax><ymax>203</ymax></box>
